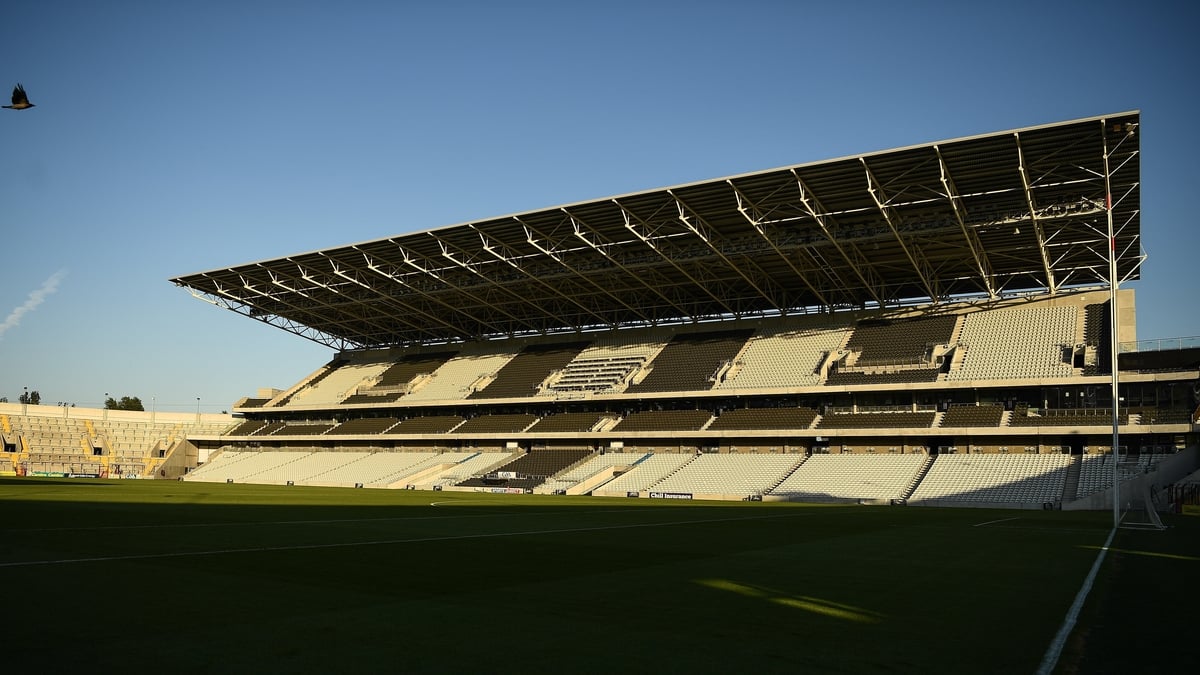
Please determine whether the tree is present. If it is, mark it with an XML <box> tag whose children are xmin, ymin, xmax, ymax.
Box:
<box><xmin>105</xmin><ymin>396</ymin><xmax>144</xmax><ymax>411</ymax></box>
<box><xmin>19</xmin><ymin>391</ymin><xmax>40</xmax><ymax>405</ymax></box>
<box><xmin>121</xmin><ymin>396</ymin><xmax>144</xmax><ymax>411</ymax></box>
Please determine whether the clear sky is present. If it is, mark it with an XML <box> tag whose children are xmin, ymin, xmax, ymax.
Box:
<box><xmin>2</xmin><ymin>0</ymin><xmax>1197</xmax><ymax>413</ymax></box>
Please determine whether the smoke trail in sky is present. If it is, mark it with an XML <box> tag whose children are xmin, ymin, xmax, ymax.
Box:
<box><xmin>0</xmin><ymin>270</ymin><xmax>67</xmax><ymax>339</ymax></box>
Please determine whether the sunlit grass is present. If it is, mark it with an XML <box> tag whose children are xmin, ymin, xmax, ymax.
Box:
<box><xmin>1080</xmin><ymin>545</ymin><xmax>1200</xmax><ymax>562</ymax></box>
<box><xmin>697</xmin><ymin>578</ymin><xmax>883</xmax><ymax>623</ymax></box>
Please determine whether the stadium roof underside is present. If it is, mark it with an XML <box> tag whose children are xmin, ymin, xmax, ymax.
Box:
<box><xmin>172</xmin><ymin>112</ymin><xmax>1142</xmax><ymax>351</ymax></box>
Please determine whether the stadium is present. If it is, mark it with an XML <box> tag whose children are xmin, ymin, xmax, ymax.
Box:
<box><xmin>4</xmin><ymin>110</ymin><xmax>1199</xmax><ymax>506</ymax></box>
<box><xmin>2</xmin><ymin>111</ymin><xmax>1198</xmax><ymax>672</ymax></box>
<box><xmin>160</xmin><ymin>110</ymin><xmax>1192</xmax><ymax>507</ymax></box>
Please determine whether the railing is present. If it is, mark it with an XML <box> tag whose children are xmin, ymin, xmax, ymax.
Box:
<box><xmin>824</xmin><ymin>405</ymin><xmax>935</xmax><ymax>414</ymax></box>
<box><xmin>1119</xmin><ymin>336</ymin><xmax>1200</xmax><ymax>353</ymax></box>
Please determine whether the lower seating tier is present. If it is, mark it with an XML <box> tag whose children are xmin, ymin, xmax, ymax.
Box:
<box><xmin>181</xmin><ymin>448</ymin><xmax>1180</xmax><ymax>508</ymax></box>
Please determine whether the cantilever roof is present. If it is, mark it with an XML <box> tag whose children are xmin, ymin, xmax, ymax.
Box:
<box><xmin>172</xmin><ymin>111</ymin><xmax>1142</xmax><ymax>350</ymax></box>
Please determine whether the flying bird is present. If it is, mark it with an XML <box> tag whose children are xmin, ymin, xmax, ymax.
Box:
<box><xmin>3</xmin><ymin>83</ymin><xmax>34</xmax><ymax>110</ymax></box>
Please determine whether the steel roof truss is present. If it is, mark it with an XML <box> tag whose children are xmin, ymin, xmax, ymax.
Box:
<box><xmin>615</xmin><ymin>199</ymin><xmax>738</xmax><ymax>317</ymax></box>
<box><xmin>359</xmin><ymin>245</ymin><xmax>509</xmax><ymax>338</ymax></box>
<box><xmin>792</xmin><ymin>170</ymin><xmax>885</xmax><ymax>306</ymax></box>
<box><xmin>668</xmin><ymin>189</ymin><xmax>792</xmax><ymax>312</ymax></box>
<box><xmin>1015</xmin><ymin>133</ymin><xmax>1060</xmax><ymax>293</ymax></box>
<box><xmin>170</xmin><ymin>113</ymin><xmax>1141</xmax><ymax>345</ymax></box>
<box><xmin>566</xmin><ymin>210</ymin><xmax>696</xmax><ymax>321</ymax></box>
<box><xmin>322</xmin><ymin>255</ymin><xmax>456</xmax><ymax>343</ymax></box>
<box><xmin>1077</xmin><ymin>209</ymin><xmax>1144</xmax><ymax>285</ymax></box>
<box><xmin>403</xmin><ymin>237</ymin><xmax>540</xmax><ymax>333</ymax></box>
<box><xmin>473</xmin><ymin>224</ymin><xmax>615</xmax><ymax>329</ymax></box>
<box><xmin>860</xmin><ymin>158</ymin><xmax>939</xmax><ymax>301</ymax></box>
<box><xmin>520</xmin><ymin>217</ymin><xmax>651</xmax><ymax>325</ymax></box>
<box><xmin>259</xmin><ymin>266</ymin><xmax>399</xmax><ymax>346</ymax></box>
<box><xmin>434</xmin><ymin>235</ymin><xmax>546</xmax><ymax>329</ymax></box>
<box><xmin>237</xmin><ymin>271</ymin><xmax>368</xmax><ymax>348</ymax></box>
<box><xmin>184</xmin><ymin>278</ymin><xmax>348</xmax><ymax>349</ymax></box>
<box><xmin>935</xmin><ymin>146</ymin><xmax>997</xmax><ymax>299</ymax></box>
<box><xmin>728</xmin><ymin>180</ymin><xmax>831</xmax><ymax>306</ymax></box>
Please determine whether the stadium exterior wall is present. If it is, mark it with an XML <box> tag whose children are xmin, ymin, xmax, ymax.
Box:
<box><xmin>0</xmin><ymin>402</ymin><xmax>234</xmax><ymax>426</ymax></box>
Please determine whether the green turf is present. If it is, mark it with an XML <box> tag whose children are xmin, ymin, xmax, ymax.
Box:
<box><xmin>0</xmin><ymin>478</ymin><xmax>1193</xmax><ymax>674</ymax></box>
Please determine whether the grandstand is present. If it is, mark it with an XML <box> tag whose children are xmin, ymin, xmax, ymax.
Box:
<box><xmin>0</xmin><ymin>404</ymin><xmax>232</xmax><ymax>478</ymax></box>
<box><xmin>6</xmin><ymin>112</ymin><xmax>1196</xmax><ymax>509</ymax></box>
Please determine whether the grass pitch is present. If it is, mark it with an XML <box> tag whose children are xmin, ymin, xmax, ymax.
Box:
<box><xmin>1</xmin><ymin>478</ymin><xmax>1194</xmax><ymax>674</ymax></box>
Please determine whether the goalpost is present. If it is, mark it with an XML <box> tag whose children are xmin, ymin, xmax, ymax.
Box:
<box><xmin>1118</xmin><ymin>468</ymin><xmax>1168</xmax><ymax>531</ymax></box>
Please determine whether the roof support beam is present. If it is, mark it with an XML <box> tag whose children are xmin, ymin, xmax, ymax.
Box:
<box><xmin>1078</xmin><ymin>122</ymin><xmax>1145</xmax><ymax>286</ymax></box>
<box><xmin>567</xmin><ymin>208</ymin><xmax>694</xmax><ymax>321</ymax></box>
<box><xmin>860</xmin><ymin>158</ymin><xmax>940</xmax><ymax>302</ymax></box>
<box><xmin>185</xmin><ymin>277</ymin><xmax>352</xmax><ymax>349</ymax></box>
<box><xmin>263</xmin><ymin>263</ymin><xmax>403</xmax><ymax>345</ymax></box>
<box><xmin>238</xmin><ymin>270</ymin><xmax>367</xmax><ymax>347</ymax></box>
<box><xmin>728</xmin><ymin>180</ymin><xmax>831</xmax><ymax>308</ymax></box>
<box><xmin>430</xmin><ymin>236</ymin><xmax>550</xmax><ymax>334</ymax></box>
<box><xmin>472</xmin><ymin>223</ymin><xmax>616</xmax><ymax>329</ymax></box>
<box><xmin>519</xmin><ymin>217</ymin><xmax>652</xmax><ymax>325</ymax></box>
<box><xmin>241</xmin><ymin>269</ymin><xmax>321</xmax><ymax>319</ymax></box>
<box><xmin>615</xmin><ymin>199</ymin><xmax>738</xmax><ymax>317</ymax></box>
<box><xmin>935</xmin><ymin>146</ymin><xmax>997</xmax><ymax>299</ymax></box>
<box><xmin>318</xmin><ymin>255</ymin><xmax>457</xmax><ymax>343</ymax></box>
<box><xmin>400</xmin><ymin>238</ymin><xmax>539</xmax><ymax>335</ymax></box>
<box><xmin>668</xmin><ymin>189</ymin><xmax>786</xmax><ymax>311</ymax></box>
<box><xmin>1014</xmin><ymin>133</ymin><xmax>1058</xmax><ymax>293</ymax></box>
<box><xmin>792</xmin><ymin>170</ymin><xmax>885</xmax><ymax>307</ymax></box>
<box><xmin>359</xmin><ymin>242</ymin><xmax>511</xmax><ymax>338</ymax></box>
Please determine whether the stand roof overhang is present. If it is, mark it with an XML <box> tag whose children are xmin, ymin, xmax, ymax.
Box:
<box><xmin>171</xmin><ymin>111</ymin><xmax>1142</xmax><ymax>350</ymax></box>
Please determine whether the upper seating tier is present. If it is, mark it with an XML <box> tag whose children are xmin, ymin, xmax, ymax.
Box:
<box><xmin>469</xmin><ymin>342</ymin><xmax>590</xmax><ymax>399</ymax></box>
<box><xmin>624</xmin><ymin>330</ymin><xmax>753</xmax><ymax>394</ymax></box>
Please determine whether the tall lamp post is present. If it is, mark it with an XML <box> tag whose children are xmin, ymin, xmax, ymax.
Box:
<box><xmin>195</xmin><ymin>397</ymin><xmax>201</xmax><ymax>424</ymax></box>
<box><xmin>1100</xmin><ymin>118</ymin><xmax>1141</xmax><ymax>529</ymax></box>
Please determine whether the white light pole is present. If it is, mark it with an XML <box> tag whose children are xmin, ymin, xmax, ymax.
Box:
<box><xmin>195</xmin><ymin>397</ymin><xmax>201</xmax><ymax>423</ymax></box>
<box><xmin>1102</xmin><ymin>121</ymin><xmax>1122</xmax><ymax>529</ymax></box>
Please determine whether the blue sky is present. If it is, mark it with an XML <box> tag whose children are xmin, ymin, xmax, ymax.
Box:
<box><xmin>2</xmin><ymin>1</ymin><xmax>1197</xmax><ymax>413</ymax></box>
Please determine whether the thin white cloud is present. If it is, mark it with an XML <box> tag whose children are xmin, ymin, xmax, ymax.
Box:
<box><xmin>0</xmin><ymin>270</ymin><xmax>68</xmax><ymax>339</ymax></box>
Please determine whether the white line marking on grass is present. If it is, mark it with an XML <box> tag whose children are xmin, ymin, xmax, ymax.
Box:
<box><xmin>0</xmin><ymin>511</ymin><xmax>802</xmax><ymax>569</ymax></box>
<box><xmin>1035</xmin><ymin>526</ymin><xmax>1117</xmax><ymax>675</ymax></box>
<box><xmin>4</xmin><ymin>507</ymin><xmax>668</xmax><ymax>534</ymax></box>
<box><xmin>8</xmin><ymin>514</ymin><xmax>482</xmax><ymax>533</ymax></box>
<box><xmin>972</xmin><ymin>516</ymin><xmax>1019</xmax><ymax>527</ymax></box>
<box><xmin>972</xmin><ymin>524</ymin><xmax>1105</xmax><ymax>535</ymax></box>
